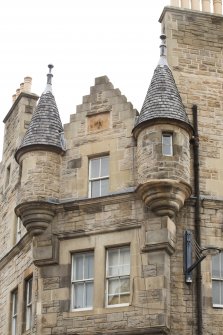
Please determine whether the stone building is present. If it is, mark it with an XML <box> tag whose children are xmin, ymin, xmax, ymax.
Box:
<box><xmin>1</xmin><ymin>1</ymin><xmax>223</xmax><ymax>334</ymax></box>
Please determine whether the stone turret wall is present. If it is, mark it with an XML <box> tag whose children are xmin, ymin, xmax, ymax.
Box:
<box><xmin>137</xmin><ymin>124</ymin><xmax>190</xmax><ymax>185</ymax></box>
<box><xmin>18</xmin><ymin>150</ymin><xmax>62</xmax><ymax>203</ymax></box>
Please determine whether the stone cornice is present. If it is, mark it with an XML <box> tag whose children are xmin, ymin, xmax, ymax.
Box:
<box><xmin>0</xmin><ymin>233</ymin><xmax>31</xmax><ymax>271</ymax></box>
<box><xmin>159</xmin><ymin>5</ymin><xmax>223</xmax><ymax>23</ymax></box>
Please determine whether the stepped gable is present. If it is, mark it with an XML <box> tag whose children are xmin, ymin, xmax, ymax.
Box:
<box><xmin>133</xmin><ymin>35</ymin><xmax>191</xmax><ymax>134</ymax></box>
<box><xmin>15</xmin><ymin>65</ymin><xmax>64</xmax><ymax>161</ymax></box>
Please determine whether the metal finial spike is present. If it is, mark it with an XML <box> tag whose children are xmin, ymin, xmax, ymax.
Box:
<box><xmin>47</xmin><ymin>64</ymin><xmax>54</xmax><ymax>86</ymax></box>
<box><xmin>160</xmin><ymin>34</ymin><xmax>166</xmax><ymax>42</ymax></box>
<box><xmin>160</xmin><ymin>34</ymin><xmax>167</xmax><ymax>57</ymax></box>
<box><xmin>48</xmin><ymin>64</ymin><xmax>54</xmax><ymax>73</ymax></box>
<box><xmin>158</xmin><ymin>34</ymin><xmax>168</xmax><ymax>67</ymax></box>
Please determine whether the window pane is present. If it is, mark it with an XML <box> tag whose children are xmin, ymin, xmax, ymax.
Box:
<box><xmin>90</xmin><ymin>159</ymin><xmax>100</xmax><ymax>178</ymax></box>
<box><xmin>101</xmin><ymin>156</ymin><xmax>109</xmax><ymax>177</ymax></box>
<box><xmin>74</xmin><ymin>283</ymin><xmax>84</xmax><ymax>309</ymax></box>
<box><xmin>26</xmin><ymin>306</ymin><xmax>32</xmax><ymax>330</ymax></box>
<box><xmin>84</xmin><ymin>253</ymin><xmax>94</xmax><ymax>279</ymax></box>
<box><xmin>74</xmin><ymin>254</ymin><xmax>83</xmax><ymax>280</ymax></box>
<box><xmin>221</xmin><ymin>281</ymin><xmax>223</xmax><ymax>305</ymax></box>
<box><xmin>86</xmin><ymin>282</ymin><xmax>93</xmax><ymax>307</ymax></box>
<box><xmin>212</xmin><ymin>254</ymin><xmax>220</xmax><ymax>278</ymax></box>
<box><xmin>120</xmin><ymin>293</ymin><xmax>130</xmax><ymax>304</ymax></box>
<box><xmin>91</xmin><ymin>180</ymin><xmax>100</xmax><ymax>197</ymax></box>
<box><xmin>119</xmin><ymin>248</ymin><xmax>130</xmax><ymax>275</ymax></box>
<box><xmin>12</xmin><ymin>318</ymin><xmax>17</xmax><ymax>335</ymax></box>
<box><xmin>27</xmin><ymin>279</ymin><xmax>32</xmax><ymax>304</ymax></box>
<box><xmin>101</xmin><ymin>179</ymin><xmax>109</xmax><ymax>196</ymax></box>
<box><xmin>162</xmin><ymin>134</ymin><xmax>172</xmax><ymax>156</ymax></box>
<box><xmin>120</xmin><ymin>278</ymin><xmax>130</xmax><ymax>293</ymax></box>
<box><xmin>108</xmin><ymin>294</ymin><xmax>119</xmax><ymax>305</ymax></box>
<box><xmin>13</xmin><ymin>291</ymin><xmax>17</xmax><ymax>314</ymax></box>
<box><xmin>108</xmin><ymin>249</ymin><xmax>119</xmax><ymax>276</ymax></box>
<box><xmin>213</xmin><ymin>280</ymin><xmax>220</xmax><ymax>305</ymax></box>
<box><xmin>108</xmin><ymin>278</ymin><xmax>120</xmax><ymax>295</ymax></box>
<box><xmin>221</xmin><ymin>254</ymin><xmax>223</xmax><ymax>277</ymax></box>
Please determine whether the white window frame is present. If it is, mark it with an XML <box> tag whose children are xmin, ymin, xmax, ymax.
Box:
<box><xmin>11</xmin><ymin>289</ymin><xmax>18</xmax><ymax>335</ymax></box>
<box><xmin>106</xmin><ymin>246</ymin><xmax>130</xmax><ymax>308</ymax></box>
<box><xmin>16</xmin><ymin>218</ymin><xmax>22</xmax><ymax>243</ymax></box>
<box><xmin>89</xmin><ymin>156</ymin><xmax>109</xmax><ymax>198</ymax></box>
<box><xmin>212</xmin><ymin>252</ymin><xmax>223</xmax><ymax>308</ymax></box>
<box><xmin>25</xmin><ymin>277</ymin><xmax>33</xmax><ymax>330</ymax></box>
<box><xmin>162</xmin><ymin>133</ymin><xmax>173</xmax><ymax>156</ymax></box>
<box><xmin>71</xmin><ymin>251</ymin><xmax>94</xmax><ymax>311</ymax></box>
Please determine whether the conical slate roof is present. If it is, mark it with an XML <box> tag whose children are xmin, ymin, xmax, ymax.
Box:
<box><xmin>133</xmin><ymin>35</ymin><xmax>191</xmax><ymax>134</ymax></box>
<box><xmin>15</xmin><ymin>65</ymin><xmax>65</xmax><ymax>162</ymax></box>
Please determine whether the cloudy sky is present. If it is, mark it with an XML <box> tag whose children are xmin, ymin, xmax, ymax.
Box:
<box><xmin>0</xmin><ymin>0</ymin><xmax>168</xmax><ymax>159</ymax></box>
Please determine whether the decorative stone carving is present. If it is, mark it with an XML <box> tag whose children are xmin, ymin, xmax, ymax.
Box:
<box><xmin>137</xmin><ymin>179</ymin><xmax>192</xmax><ymax>217</ymax></box>
<box><xmin>15</xmin><ymin>201</ymin><xmax>55</xmax><ymax>236</ymax></box>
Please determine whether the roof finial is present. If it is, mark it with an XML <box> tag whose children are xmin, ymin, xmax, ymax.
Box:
<box><xmin>158</xmin><ymin>34</ymin><xmax>168</xmax><ymax>67</ymax></box>
<box><xmin>47</xmin><ymin>64</ymin><xmax>54</xmax><ymax>85</ymax></box>
<box><xmin>44</xmin><ymin>64</ymin><xmax>54</xmax><ymax>93</ymax></box>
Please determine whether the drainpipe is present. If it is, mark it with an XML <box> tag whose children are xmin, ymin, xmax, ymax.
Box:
<box><xmin>192</xmin><ymin>104</ymin><xmax>203</xmax><ymax>335</ymax></box>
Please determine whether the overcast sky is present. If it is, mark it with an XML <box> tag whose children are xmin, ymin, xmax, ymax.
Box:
<box><xmin>0</xmin><ymin>0</ymin><xmax>168</xmax><ymax>160</ymax></box>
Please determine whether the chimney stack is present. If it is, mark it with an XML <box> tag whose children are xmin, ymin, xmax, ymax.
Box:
<box><xmin>170</xmin><ymin>0</ymin><xmax>222</xmax><ymax>14</ymax></box>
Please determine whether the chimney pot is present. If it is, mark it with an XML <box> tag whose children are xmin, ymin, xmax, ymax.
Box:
<box><xmin>170</xmin><ymin>0</ymin><xmax>180</xmax><ymax>6</ymax></box>
<box><xmin>202</xmin><ymin>0</ymin><xmax>211</xmax><ymax>12</ymax></box>
<box><xmin>12</xmin><ymin>94</ymin><xmax>16</xmax><ymax>103</ymax></box>
<box><xmin>16</xmin><ymin>88</ymin><xmax>20</xmax><ymax>98</ymax></box>
<box><xmin>213</xmin><ymin>0</ymin><xmax>222</xmax><ymax>14</ymax></box>
<box><xmin>181</xmin><ymin>0</ymin><xmax>190</xmax><ymax>8</ymax></box>
<box><xmin>20</xmin><ymin>83</ymin><xmax>24</xmax><ymax>92</ymax></box>
<box><xmin>24</xmin><ymin>76</ymin><xmax>32</xmax><ymax>92</ymax></box>
<box><xmin>191</xmin><ymin>0</ymin><xmax>201</xmax><ymax>10</ymax></box>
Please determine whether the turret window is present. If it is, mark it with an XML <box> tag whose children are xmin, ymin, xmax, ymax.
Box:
<box><xmin>162</xmin><ymin>133</ymin><xmax>173</xmax><ymax>156</ymax></box>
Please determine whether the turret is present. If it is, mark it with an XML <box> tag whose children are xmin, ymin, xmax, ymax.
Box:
<box><xmin>133</xmin><ymin>35</ymin><xmax>193</xmax><ymax>217</ymax></box>
<box><xmin>15</xmin><ymin>65</ymin><xmax>65</xmax><ymax>235</ymax></box>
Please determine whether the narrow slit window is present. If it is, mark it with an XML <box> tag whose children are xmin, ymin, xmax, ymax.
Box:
<box><xmin>162</xmin><ymin>133</ymin><xmax>173</xmax><ymax>156</ymax></box>
<box><xmin>25</xmin><ymin>277</ymin><xmax>33</xmax><ymax>330</ymax></box>
<box><xmin>5</xmin><ymin>164</ymin><xmax>11</xmax><ymax>188</ymax></box>
<box><xmin>11</xmin><ymin>289</ymin><xmax>18</xmax><ymax>335</ymax></box>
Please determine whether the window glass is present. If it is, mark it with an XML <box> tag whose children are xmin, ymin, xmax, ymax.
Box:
<box><xmin>101</xmin><ymin>179</ymin><xmax>109</xmax><ymax>196</ymax></box>
<box><xmin>25</xmin><ymin>277</ymin><xmax>33</xmax><ymax>331</ymax></box>
<box><xmin>162</xmin><ymin>133</ymin><xmax>173</xmax><ymax>156</ymax></box>
<box><xmin>90</xmin><ymin>159</ymin><xmax>100</xmax><ymax>179</ymax></box>
<box><xmin>101</xmin><ymin>156</ymin><xmax>109</xmax><ymax>176</ymax></box>
<box><xmin>106</xmin><ymin>246</ymin><xmax>130</xmax><ymax>307</ymax></box>
<box><xmin>212</xmin><ymin>254</ymin><xmax>220</xmax><ymax>277</ymax></box>
<box><xmin>212</xmin><ymin>252</ymin><xmax>223</xmax><ymax>307</ymax></box>
<box><xmin>72</xmin><ymin>252</ymin><xmax>94</xmax><ymax>310</ymax></box>
<box><xmin>11</xmin><ymin>289</ymin><xmax>18</xmax><ymax>335</ymax></box>
<box><xmin>89</xmin><ymin>156</ymin><xmax>109</xmax><ymax>198</ymax></box>
<box><xmin>91</xmin><ymin>180</ymin><xmax>100</xmax><ymax>198</ymax></box>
